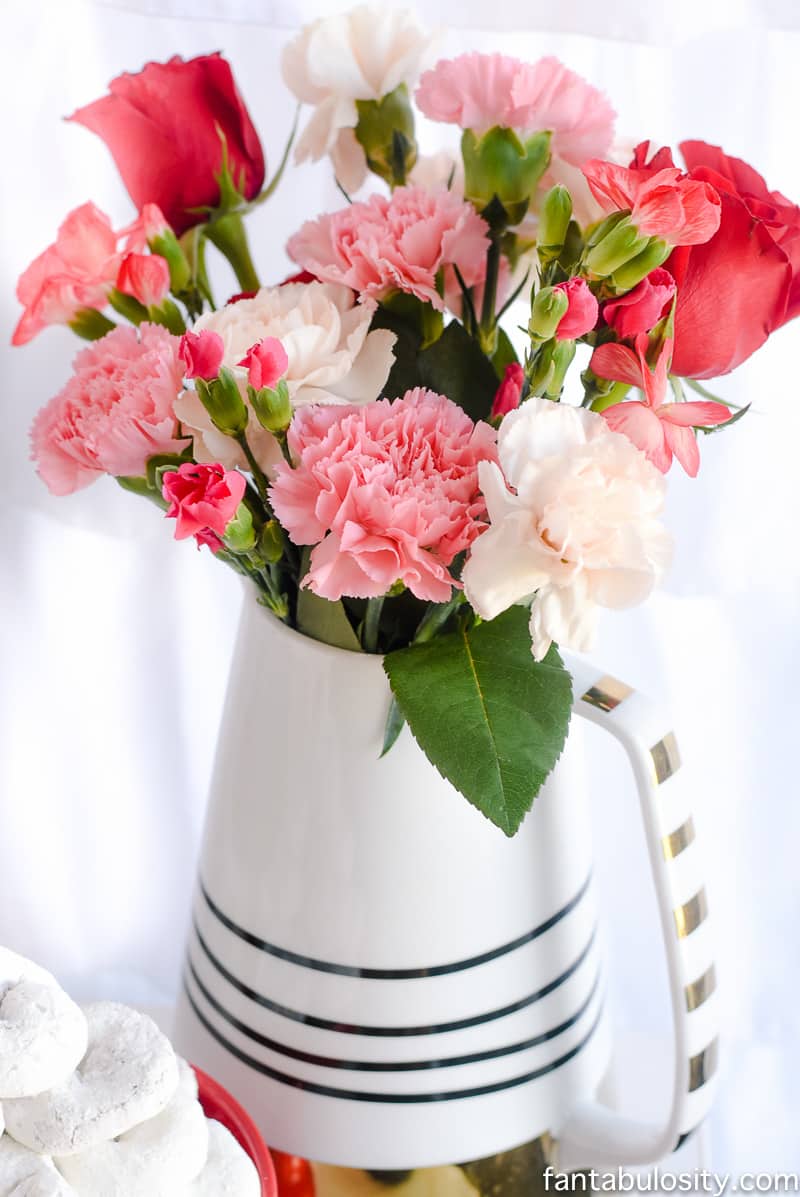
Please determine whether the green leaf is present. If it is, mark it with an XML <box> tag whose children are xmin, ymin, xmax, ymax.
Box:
<box><xmin>490</xmin><ymin>326</ymin><xmax>520</xmax><ymax>380</ymax></box>
<box><xmin>296</xmin><ymin>549</ymin><xmax>362</xmax><ymax>652</ymax></box>
<box><xmin>383</xmin><ymin>606</ymin><xmax>573</xmax><ymax>836</ymax></box>
<box><xmin>418</xmin><ymin>320</ymin><xmax>499</xmax><ymax>422</ymax></box>
<box><xmin>380</xmin><ymin>698</ymin><xmax>406</xmax><ymax>758</ymax></box>
<box><xmin>371</xmin><ymin>306</ymin><xmax>424</xmax><ymax>398</ymax></box>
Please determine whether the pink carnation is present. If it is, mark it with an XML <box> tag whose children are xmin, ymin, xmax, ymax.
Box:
<box><xmin>121</xmin><ymin>203</ymin><xmax>170</xmax><ymax>253</ymax></box>
<box><xmin>286</xmin><ymin>186</ymin><xmax>489</xmax><ymax>311</ymax></box>
<box><xmin>12</xmin><ymin>202</ymin><xmax>122</xmax><ymax>346</ymax></box>
<box><xmin>238</xmin><ymin>337</ymin><xmax>289</xmax><ymax>390</ymax></box>
<box><xmin>603</xmin><ymin>267</ymin><xmax>676</xmax><ymax>339</ymax></box>
<box><xmin>162</xmin><ymin>462</ymin><xmax>246</xmax><ymax>545</ymax></box>
<box><xmin>269</xmin><ymin>389</ymin><xmax>498</xmax><ymax>603</ymax></box>
<box><xmin>416</xmin><ymin>53</ymin><xmax>614</xmax><ymax>164</ymax></box>
<box><xmin>491</xmin><ymin>363</ymin><xmax>524</xmax><ymax>419</ymax></box>
<box><xmin>30</xmin><ymin>323</ymin><xmax>187</xmax><ymax>495</ymax></box>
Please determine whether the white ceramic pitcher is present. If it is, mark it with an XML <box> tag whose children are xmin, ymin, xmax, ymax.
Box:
<box><xmin>173</xmin><ymin>591</ymin><xmax>718</xmax><ymax>1176</ymax></box>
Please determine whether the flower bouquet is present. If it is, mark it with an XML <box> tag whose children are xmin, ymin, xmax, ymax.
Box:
<box><xmin>15</xmin><ymin>6</ymin><xmax>799</xmax><ymax>845</ymax></box>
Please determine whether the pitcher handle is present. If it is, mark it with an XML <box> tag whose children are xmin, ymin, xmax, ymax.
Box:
<box><xmin>556</xmin><ymin>657</ymin><xmax>719</xmax><ymax>1169</ymax></box>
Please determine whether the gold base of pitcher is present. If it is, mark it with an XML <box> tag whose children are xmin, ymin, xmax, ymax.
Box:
<box><xmin>312</xmin><ymin>1135</ymin><xmax>558</xmax><ymax>1197</ymax></box>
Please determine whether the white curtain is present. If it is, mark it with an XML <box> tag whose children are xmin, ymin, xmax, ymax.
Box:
<box><xmin>1</xmin><ymin>0</ymin><xmax>798</xmax><ymax>1170</ymax></box>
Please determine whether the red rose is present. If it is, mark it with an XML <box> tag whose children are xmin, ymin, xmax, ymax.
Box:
<box><xmin>69</xmin><ymin>54</ymin><xmax>265</xmax><ymax>236</ymax></box>
<box><xmin>666</xmin><ymin>141</ymin><xmax>800</xmax><ymax>378</ymax></box>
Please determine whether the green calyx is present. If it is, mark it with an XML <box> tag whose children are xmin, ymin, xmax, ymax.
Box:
<box><xmin>461</xmin><ymin>127</ymin><xmax>551</xmax><ymax>229</ymax></box>
<box><xmin>355</xmin><ymin>84</ymin><xmax>418</xmax><ymax>188</ymax></box>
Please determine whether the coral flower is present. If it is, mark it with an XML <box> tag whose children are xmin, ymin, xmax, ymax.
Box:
<box><xmin>582</xmin><ymin>153</ymin><xmax>721</xmax><ymax>247</ymax></box>
<box><xmin>590</xmin><ymin>336</ymin><xmax>731</xmax><ymax>476</ymax></box>
<box><xmin>269</xmin><ymin>389</ymin><xmax>498</xmax><ymax>602</ymax></box>
<box><xmin>162</xmin><ymin>462</ymin><xmax>246</xmax><ymax>546</ymax></box>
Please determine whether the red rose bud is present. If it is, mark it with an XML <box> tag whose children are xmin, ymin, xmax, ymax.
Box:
<box><xmin>68</xmin><ymin>53</ymin><xmax>266</xmax><ymax>236</ymax></box>
<box><xmin>491</xmin><ymin>363</ymin><xmax>525</xmax><ymax>420</ymax></box>
<box><xmin>179</xmin><ymin>329</ymin><xmax>225</xmax><ymax>381</ymax></box>
<box><xmin>553</xmin><ymin>278</ymin><xmax>599</xmax><ymax>340</ymax></box>
<box><xmin>238</xmin><ymin>337</ymin><xmax>289</xmax><ymax>390</ymax></box>
<box><xmin>162</xmin><ymin>462</ymin><xmax>247</xmax><ymax>541</ymax></box>
<box><xmin>116</xmin><ymin>252</ymin><xmax>170</xmax><ymax>308</ymax></box>
<box><xmin>603</xmin><ymin>268</ymin><xmax>676</xmax><ymax>339</ymax></box>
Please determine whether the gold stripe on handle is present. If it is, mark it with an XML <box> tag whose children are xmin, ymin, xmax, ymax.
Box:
<box><xmin>674</xmin><ymin>888</ymin><xmax>708</xmax><ymax>938</ymax></box>
<box><xmin>662</xmin><ymin>817</ymin><xmax>696</xmax><ymax>860</ymax></box>
<box><xmin>651</xmin><ymin>731</ymin><xmax>682</xmax><ymax>784</ymax></box>
<box><xmin>685</xmin><ymin>964</ymin><xmax>717</xmax><ymax>1012</ymax></box>
<box><xmin>581</xmin><ymin>676</ymin><xmax>633</xmax><ymax>712</ymax></box>
<box><xmin>688</xmin><ymin>1037</ymin><xmax>719</xmax><ymax>1091</ymax></box>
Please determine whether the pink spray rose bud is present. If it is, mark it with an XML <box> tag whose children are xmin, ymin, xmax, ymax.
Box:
<box><xmin>116</xmin><ymin>252</ymin><xmax>171</xmax><ymax>308</ymax></box>
<box><xmin>178</xmin><ymin>329</ymin><xmax>225</xmax><ymax>380</ymax></box>
<box><xmin>122</xmin><ymin>203</ymin><xmax>170</xmax><ymax>253</ymax></box>
<box><xmin>553</xmin><ymin>278</ymin><xmax>599</xmax><ymax>341</ymax></box>
<box><xmin>162</xmin><ymin>461</ymin><xmax>247</xmax><ymax>543</ymax></box>
<box><xmin>238</xmin><ymin>337</ymin><xmax>289</xmax><ymax>390</ymax></box>
<box><xmin>603</xmin><ymin>267</ymin><xmax>677</xmax><ymax>339</ymax></box>
<box><xmin>491</xmin><ymin>362</ymin><xmax>525</xmax><ymax>420</ymax></box>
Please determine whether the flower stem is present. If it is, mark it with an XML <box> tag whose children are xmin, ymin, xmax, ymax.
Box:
<box><xmin>235</xmin><ymin>432</ymin><xmax>272</xmax><ymax>512</ymax></box>
<box><xmin>413</xmin><ymin>591</ymin><xmax>465</xmax><ymax>645</ymax></box>
<box><xmin>479</xmin><ymin>232</ymin><xmax>502</xmax><ymax>353</ymax></box>
<box><xmin>362</xmin><ymin>596</ymin><xmax>385</xmax><ymax>653</ymax></box>
<box><xmin>206</xmin><ymin>212</ymin><xmax>261</xmax><ymax>293</ymax></box>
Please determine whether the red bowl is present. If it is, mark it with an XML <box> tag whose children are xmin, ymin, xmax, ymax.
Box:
<box><xmin>195</xmin><ymin>1066</ymin><xmax>278</xmax><ymax>1196</ymax></box>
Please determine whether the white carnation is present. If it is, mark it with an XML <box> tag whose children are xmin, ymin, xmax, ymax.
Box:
<box><xmin>282</xmin><ymin>6</ymin><xmax>439</xmax><ymax>192</ymax></box>
<box><xmin>462</xmin><ymin>399</ymin><xmax>672</xmax><ymax>660</ymax></box>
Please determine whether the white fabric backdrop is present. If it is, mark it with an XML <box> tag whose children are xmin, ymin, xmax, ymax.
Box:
<box><xmin>2</xmin><ymin>0</ymin><xmax>799</xmax><ymax>1171</ymax></box>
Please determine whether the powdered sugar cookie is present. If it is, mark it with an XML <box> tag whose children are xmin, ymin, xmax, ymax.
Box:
<box><xmin>57</xmin><ymin>1058</ymin><xmax>208</xmax><ymax>1196</ymax></box>
<box><xmin>0</xmin><ymin>1135</ymin><xmax>77</xmax><ymax>1196</ymax></box>
<box><xmin>0</xmin><ymin>950</ymin><xmax>87</xmax><ymax>1100</ymax></box>
<box><xmin>3</xmin><ymin>1003</ymin><xmax>178</xmax><ymax>1156</ymax></box>
<box><xmin>183</xmin><ymin>1120</ymin><xmax>260</xmax><ymax>1196</ymax></box>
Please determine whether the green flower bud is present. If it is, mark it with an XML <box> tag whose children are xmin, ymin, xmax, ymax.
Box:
<box><xmin>544</xmin><ymin>340</ymin><xmax>576</xmax><ymax>398</ymax></box>
<box><xmin>528</xmin><ymin>286</ymin><xmax>569</xmax><ymax>342</ymax></box>
<box><xmin>108</xmin><ymin>288</ymin><xmax>148</xmax><ymax>326</ymax></box>
<box><xmin>355</xmin><ymin>84</ymin><xmax>417</xmax><ymax>187</ymax></box>
<box><xmin>150</xmin><ymin>228</ymin><xmax>192</xmax><ymax>294</ymax></box>
<box><xmin>461</xmin><ymin>127</ymin><xmax>551</xmax><ymax>228</ymax></box>
<box><xmin>258</xmin><ymin>520</ymin><xmax>285</xmax><ymax>564</ymax></box>
<box><xmin>584</xmin><ymin>216</ymin><xmax>650</xmax><ymax>278</ymax></box>
<box><xmin>249</xmin><ymin>379</ymin><xmax>293</xmax><ymax>435</ymax></box>
<box><xmin>68</xmin><ymin>308</ymin><xmax>116</xmax><ymax>341</ymax></box>
<box><xmin>537</xmin><ymin>185</ymin><xmax>573</xmax><ymax>261</ymax></box>
<box><xmin>608</xmin><ymin>236</ymin><xmax>671</xmax><ymax>292</ymax></box>
<box><xmin>196</xmin><ymin>367</ymin><xmax>249</xmax><ymax>437</ymax></box>
<box><xmin>223</xmin><ymin>503</ymin><xmax>256</xmax><ymax>554</ymax></box>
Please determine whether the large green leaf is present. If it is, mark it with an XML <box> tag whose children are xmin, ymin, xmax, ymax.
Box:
<box><xmin>418</xmin><ymin>320</ymin><xmax>500</xmax><ymax>422</ymax></box>
<box><xmin>383</xmin><ymin>606</ymin><xmax>572</xmax><ymax>836</ymax></box>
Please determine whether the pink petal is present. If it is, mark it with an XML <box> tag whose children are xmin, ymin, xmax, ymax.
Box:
<box><xmin>590</xmin><ymin>342</ymin><xmax>644</xmax><ymax>388</ymax></box>
<box><xmin>658</xmin><ymin>399</ymin><xmax>731</xmax><ymax>427</ymax></box>
<box><xmin>663</xmin><ymin>423</ymin><xmax>700</xmax><ymax>476</ymax></box>
<box><xmin>602</xmin><ymin>401</ymin><xmax>673</xmax><ymax>473</ymax></box>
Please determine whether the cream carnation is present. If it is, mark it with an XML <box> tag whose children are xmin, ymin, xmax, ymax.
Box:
<box><xmin>282</xmin><ymin>6</ymin><xmax>438</xmax><ymax>192</ymax></box>
<box><xmin>174</xmin><ymin>281</ymin><xmax>396</xmax><ymax>472</ymax></box>
<box><xmin>462</xmin><ymin>399</ymin><xmax>672</xmax><ymax>661</ymax></box>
